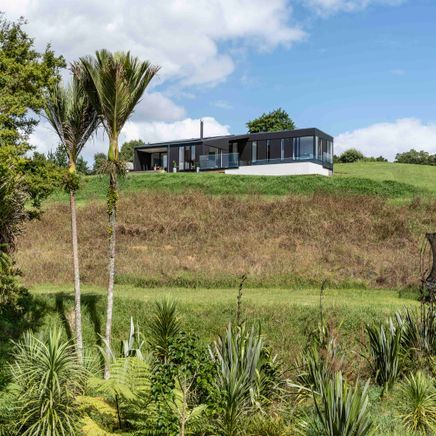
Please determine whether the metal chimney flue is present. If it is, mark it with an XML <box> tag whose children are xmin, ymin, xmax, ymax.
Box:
<box><xmin>200</xmin><ymin>119</ymin><xmax>204</xmax><ymax>139</ymax></box>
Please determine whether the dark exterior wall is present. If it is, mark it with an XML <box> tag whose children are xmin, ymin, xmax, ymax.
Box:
<box><xmin>169</xmin><ymin>146</ymin><xmax>179</xmax><ymax>169</ymax></box>
<box><xmin>134</xmin><ymin>150</ymin><xmax>151</xmax><ymax>170</ymax></box>
<box><xmin>240</xmin><ymin>141</ymin><xmax>251</xmax><ymax>163</ymax></box>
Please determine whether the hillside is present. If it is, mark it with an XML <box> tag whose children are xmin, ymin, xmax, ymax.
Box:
<box><xmin>48</xmin><ymin>162</ymin><xmax>436</xmax><ymax>203</ymax></box>
<box><xmin>335</xmin><ymin>161</ymin><xmax>436</xmax><ymax>193</ymax></box>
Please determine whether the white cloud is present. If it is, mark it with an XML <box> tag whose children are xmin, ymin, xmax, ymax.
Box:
<box><xmin>3</xmin><ymin>0</ymin><xmax>305</xmax><ymax>87</ymax></box>
<box><xmin>30</xmin><ymin>117</ymin><xmax>230</xmax><ymax>163</ymax></box>
<box><xmin>303</xmin><ymin>0</ymin><xmax>404</xmax><ymax>15</ymax></box>
<box><xmin>335</xmin><ymin>118</ymin><xmax>436</xmax><ymax>160</ymax></box>
<box><xmin>132</xmin><ymin>92</ymin><xmax>185</xmax><ymax>122</ymax></box>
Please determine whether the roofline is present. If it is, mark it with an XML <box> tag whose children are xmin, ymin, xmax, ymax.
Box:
<box><xmin>134</xmin><ymin>128</ymin><xmax>333</xmax><ymax>150</ymax></box>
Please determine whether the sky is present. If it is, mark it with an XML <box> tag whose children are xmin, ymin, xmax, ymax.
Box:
<box><xmin>2</xmin><ymin>0</ymin><xmax>436</xmax><ymax>162</ymax></box>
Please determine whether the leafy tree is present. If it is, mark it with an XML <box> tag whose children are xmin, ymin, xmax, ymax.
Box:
<box><xmin>76</xmin><ymin>156</ymin><xmax>90</xmax><ymax>174</ymax></box>
<box><xmin>78</xmin><ymin>50</ymin><xmax>160</xmax><ymax>378</ymax></box>
<box><xmin>395</xmin><ymin>149</ymin><xmax>436</xmax><ymax>166</ymax></box>
<box><xmin>246</xmin><ymin>108</ymin><xmax>295</xmax><ymax>133</ymax></box>
<box><xmin>337</xmin><ymin>148</ymin><xmax>365</xmax><ymax>163</ymax></box>
<box><xmin>47</xmin><ymin>145</ymin><xmax>90</xmax><ymax>174</ymax></box>
<box><xmin>43</xmin><ymin>75</ymin><xmax>100</xmax><ymax>362</ymax></box>
<box><xmin>120</xmin><ymin>139</ymin><xmax>144</xmax><ymax>162</ymax></box>
<box><xmin>92</xmin><ymin>152</ymin><xmax>107</xmax><ymax>174</ymax></box>
<box><xmin>0</xmin><ymin>14</ymin><xmax>65</xmax><ymax>145</ymax></box>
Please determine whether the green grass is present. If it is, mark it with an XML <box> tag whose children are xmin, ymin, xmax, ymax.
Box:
<box><xmin>29</xmin><ymin>284</ymin><xmax>418</xmax><ymax>365</ymax></box>
<box><xmin>335</xmin><ymin>162</ymin><xmax>436</xmax><ymax>194</ymax></box>
<box><xmin>48</xmin><ymin>162</ymin><xmax>434</xmax><ymax>204</ymax></box>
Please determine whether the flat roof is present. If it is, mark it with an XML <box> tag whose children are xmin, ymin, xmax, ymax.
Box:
<box><xmin>135</xmin><ymin>128</ymin><xmax>333</xmax><ymax>150</ymax></box>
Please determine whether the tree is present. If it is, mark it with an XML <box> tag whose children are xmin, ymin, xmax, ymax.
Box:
<box><xmin>120</xmin><ymin>139</ymin><xmax>144</xmax><ymax>162</ymax></box>
<box><xmin>43</xmin><ymin>76</ymin><xmax>100</xmax><ymax>362</ymax></box>
<box><xmin>92</xmin><ymin>152</ymin><xmax>107</xmax><ymax>174</ymax></box>
<box><xmin>246</xmin><ymin>108</ymin><xmax>295</xmax><ymax>133</ymax></box>
<box><xmin>0</xmin><ymin>14</ymin><xmax>65</xmax><ymax>145</ymax></box>
<box><xmin>395</xmin><ymin>149</ymin><xmax>436</xmax><ymax>166</ymax></box>
<box><xmin>78</xmin><ymin>50</ymin><xmax>160</xmax><ymax>378</ymax></box>
<box><xmin>337</xmin><ymin>148</ymin><xmax>365</xmax><ymax>163</ymax></box>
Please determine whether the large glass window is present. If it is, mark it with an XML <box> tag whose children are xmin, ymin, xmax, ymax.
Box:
<box><xmin>266</xmin><ymin>140</ymin><xmax>271</xmax><ymax>161</ymax></box>
<box><xmin>178</xmin><ymin>146</ymin><xmax>184</xmax><ymax>170</ymax></box>
<box><xmin>280</xmin><ymin>139</ymin><xmax>284</xmax><ymax>161</ymax></box>
<box><xmin>252</xmin><ymin>141</ymin><xmax>257</xmax><ymax>163</ymax></box>
<box><xmin>299</xmin><ymin>136</ymin><xmax>314</xmax><ymax>159</ymax></box>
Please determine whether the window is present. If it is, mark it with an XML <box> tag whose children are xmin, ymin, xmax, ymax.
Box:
<box><xmin>252</xmin><ymin>141</ymin><xmax>257</xmax><ymax>163</ymax></box>
<box><xmin>280</xmin><ymin>139</ymin><xmax>284</xmax><ymax>161</ymax></box>
<box><xmin>266</xmin><ymin>140</ymin><xmax>271</xmax><ymax>161</ymax></box>
<box><xmin>298</xmin><ymin>136</ymin><xmax>314</xmax><ymax>160</ymax></box>
<box><xmin>178</xmin><ymin>146</ymin><xmax>184</xmax><ymax>170</ymax></box>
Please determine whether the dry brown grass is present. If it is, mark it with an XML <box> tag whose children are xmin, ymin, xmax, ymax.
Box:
<box><xmin>17</xmin><ymin>191</ymin><xmax>436</xmax><ymax>289</ymax></box>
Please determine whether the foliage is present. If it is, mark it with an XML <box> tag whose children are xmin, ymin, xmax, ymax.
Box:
<box><xmin>47</xmin><ymin>144</ymin><xmax>91</xmax><ymax>174</ymax></box>
<box><xmin>8</xmin><ymin>329</ymin><xmax>86</xmax><ymax>435</ymax></box>
<box><xmin>43</xmin><ymin>74</ymin><xmax>99</xmax><ymax>176</ymax></box>
<box><xmin>120</xmin><ymin>139</ymin><xmax>145</xmax><ymax>162</ymax></box>
<box><xmin>302</xmin><ymin>372</ymin><xmax>372</xmax><ymax>436</ymax></box>
<box><xmin>147</xmin><ymin>299</ymin><xmax>182</xmax><ymax>363</ymax></box>
<box><xmin>246</xmin><ymin>108</ymin><xmax>295</xmax><ymax>133</ymax></box>
<box><xmin>365</xmin><ymin>318</ymin><xmax>403</xmax><ymax>393</ymax></box>
<box><xmin>209</xmin><ymin>323</ymin><xmax>280</xmax><ymax>435</ymax></box>
<box><xmin>395</xmin><ymin>148</ymin><xmax>436</xmax><ymax>166</ymax></box>
<box><xmin>93</xmin><ymin>152</ymin><xmax>108</xmax><ymax>174</ymax></box>
<box><xmin>0</xmin><ymin>14</ymin><xmax>64</xmax><ymax>146</ymax></box>
<box><xmin>396</xmin><ymin>306</ymin><xmax>435</xmax><ymax>365</ymax></box>
<box><xmin>0</xmin><ymin>145</ymin><xmax>62</xmax><ymax>255</ymax></box>
<box><xmin>399</xmin><ymin>371</ymin><xmax>436</xmax><ymax>434</ymax></box>
<box><xmin>336</xmin><ymin>148</ymin><xmax>365</xmax><ymax>163</ymax></box>
<box><xmin>167</xmin><ymin>376</ymin><xmax>207</xmax><ymax>436</ymax></box>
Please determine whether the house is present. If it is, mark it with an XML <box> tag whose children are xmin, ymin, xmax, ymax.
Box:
<box><xmin>133</xmin><ymin>127</ymin><xmax>334</xmax><ymax>176</ymax></box>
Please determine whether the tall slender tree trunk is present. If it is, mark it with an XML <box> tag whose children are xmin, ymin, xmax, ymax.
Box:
<box><xmin>70</xmin><ymin>189</ymin><xmax>83</xmax><ymax>363</ymax></box>
<box><xmin>104</xmin><ymin>170</ymin><xmax>118</xmax><ymax>379</ymax></box>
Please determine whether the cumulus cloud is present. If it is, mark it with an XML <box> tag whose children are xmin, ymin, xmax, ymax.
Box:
<box><xmin>30</xmin><ymin>117</ymin><xmax>230</xmax><ymax>163</ymax></box>
<box><xmin>3</xmin><ymin>0</ymin><xmax>305</xmax><ymax>87</ymax></box>
<box><xmin>302</xmin><ymin>0</ymin><xmax>404</xmax><ymax>15</ymax></box>
<box><xmin>335</xmin><ymin>118</ymin><xmax>436</xmax><ymax>160</ymax></box>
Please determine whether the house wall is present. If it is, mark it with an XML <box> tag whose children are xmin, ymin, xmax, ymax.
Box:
<box><xmin>225</xmin><ymin>161</ymin><xmax>332</xmax><ymax>176</ymax></box>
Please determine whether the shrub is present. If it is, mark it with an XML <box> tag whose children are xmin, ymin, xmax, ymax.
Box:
<box><xmin>302</xmin><ymin>372</ymin><xmax>372</xmax><ymax>436</ymax></box>
<box><xmin>399</xmin><ymin>371</ymin><xmax>436</xmax><ymax>434</ymax></box>
<box><xmin>365</xmin><ymin>318</ymin><xmax>403</xmax><ymax>393</ymax></box>
<box><xmin>395</xmin><ymin>149</ymin><xmax>436</xmax><ymax>166</ymax></box>
<box><xmin>209</xmin><ymin>323</ymin><xmax>280</xmax><ymax>435</ymax></box>
<box><xmin>9</xmin><ymin>329</ymin><xmax>86</xmax><ymax>435</ymax></box>
<box><xmin>336</xmin><ymin>149</ymin><xmax>365</xmax><ymax>163</ymax></box>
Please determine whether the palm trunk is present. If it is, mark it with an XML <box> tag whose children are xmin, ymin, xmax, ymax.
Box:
<box><xmin>70</xmin><ymin>189</ymin><xmax>83</xmax><ymax>363</ymax></box>
<box><xmin>104</xmin><ymin>170</ymin><xmax>118</xmax><ymax>379</ymax></box>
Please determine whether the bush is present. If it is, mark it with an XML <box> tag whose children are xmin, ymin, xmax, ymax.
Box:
<box><xmin>365</xmin><ymin>318</ymin><xmax>403</xmax><ymax>393</ymax></box>
<box><xmin>302</xmin><ymin>372</ymin><xmax>372</xmax><ymax>436</ymax></box>
<box><xmin>336</xmin><ymin>149</ymin><xmax>365</xmax><ymax>163</ymax></box>
<box><xmin>399</xmin><ymin>371</ymin><xmax>436</xmax><ymax>434</ymax></box>
<box><xmin>9</xmin><ymin>329</ymin><xmax>86</xmax><ymax>435</ymax></box>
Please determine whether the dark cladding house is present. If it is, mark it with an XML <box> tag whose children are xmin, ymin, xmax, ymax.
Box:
<box><xmin>133</xmin><ymin>127</ymin><xmax>334</xmax><ymax>176</ymax></box>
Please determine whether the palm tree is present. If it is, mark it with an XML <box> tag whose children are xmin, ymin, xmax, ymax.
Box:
<box><xmin>78</xmin><ymin>50</ymin><xmax>160</xmax><ymax>378</ymax></box>
<box><xmin>43</xmin><ymin>76</ymin><xmax>100</xmax><ymax>362</ymax></box>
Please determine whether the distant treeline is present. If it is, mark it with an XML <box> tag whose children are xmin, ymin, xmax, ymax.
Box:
<box><xmin>335</xmin><ymin>148</ymin><xmax>436</xmax><ymax>166</ymax></box>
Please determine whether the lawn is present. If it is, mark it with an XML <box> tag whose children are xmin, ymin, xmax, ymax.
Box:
<box><xmin>30</xmin><ymin>284</ymin><xmax>418</xmax><ymax>364</ymax></box>
<box><xmin>46</xmin><ymin>161</ymin><xmax>436</xmax><ymax>204</ymax></box>
<box><xmin>335</xmin><ymin>161</ymin><xmax>436</xmax><ymax>193</ymax></box>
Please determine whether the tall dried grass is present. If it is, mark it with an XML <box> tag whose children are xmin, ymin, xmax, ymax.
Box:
<box><xmin>16</xmin><ymin>192</ymin><xmax>436</xmax><ymax>289</ymax></box>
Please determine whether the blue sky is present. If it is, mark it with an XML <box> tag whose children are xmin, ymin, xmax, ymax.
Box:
<box><xmin>5</xmin><ymin>0</ymin><xmax>436</xmax><ymax>161</ymax></box>
<box><xmin>183</xmin><ymin>0</ymin><xmax>436</xmax><ymax>136</ymax></box>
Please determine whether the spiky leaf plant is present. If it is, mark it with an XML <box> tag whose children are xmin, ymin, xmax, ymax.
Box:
<box><xmin>399</xmin><ymin>371</ymin><xmax>436</xmax><ymax>434</ymax></box>
<box><xmin>365</xmin><ymin>318</ymin><xmax>403</xmax><ymax>393</ymax></box>
<box><xmin>147</xmin><ymin>299</ymin><xmax>181</xmax><ymax>363</ymax></box>
<box><xmin>209</xmin><ymin>323</ymin><xmax>278</xmax><ymax>436</ymax></box>
<box><xmin>302</xmin><ymin>372</ymin><xmax>372</xmax><ymax>436</ymax></box>
<box><xmin>9</xmin><ymin>329</ymin><xmax>86</xmax><ymax>435</ymax></box>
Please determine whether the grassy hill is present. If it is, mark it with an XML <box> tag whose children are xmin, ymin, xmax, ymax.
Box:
<box><xmin>335</xmin><ymin>161</ymin><xmax>436</xmax><ymax>193</ymax></box>
<box><xmin>48</xmin><ymin>162</ymin><xmax>436</xmax><ymax>204</ymax></box>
